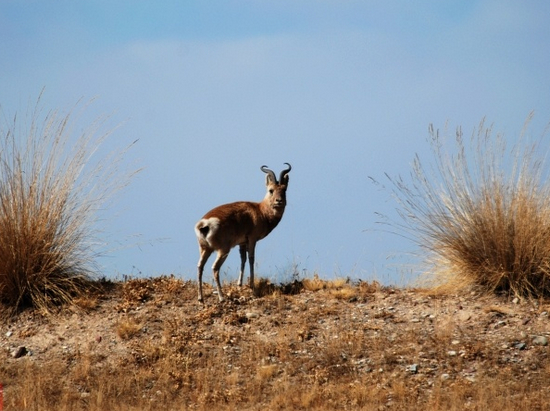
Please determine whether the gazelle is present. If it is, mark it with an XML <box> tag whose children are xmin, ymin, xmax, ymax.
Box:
<box><xmin>194</xmin><ymin>163</ymin><xmax>291</xmax><ymax>303</ymax></box>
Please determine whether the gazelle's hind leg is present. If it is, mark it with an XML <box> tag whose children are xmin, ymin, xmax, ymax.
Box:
<box><xmin>197</xmin><ymin>246</ymin><xmax>213</xmax><ymax>303</ymax></box>
<box><xmin>212</xmin><ymin>249</ymin><xmax>229</xmax><ymax>302</ymax></box>
<box><xmin>238</xmin><ymin>244</ymin><xmax>247</xmax><ymax>286</ymax></box>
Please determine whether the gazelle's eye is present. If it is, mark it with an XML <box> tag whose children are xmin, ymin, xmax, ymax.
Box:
<box><xmin>269</xmin><ymin>189</ymin><xmax>274</xmax><ymax>194</ymax></box>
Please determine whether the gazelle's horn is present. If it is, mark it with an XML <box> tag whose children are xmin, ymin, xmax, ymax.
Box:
<box><xmin>261</xmin><ymin>165</ymin><xmax>277</xmax><ymax>183</ymax></box>
<box><xmin>279</xmin><ymin>163</ymin><xmax>292</xmax><ymax>183</ymax></box>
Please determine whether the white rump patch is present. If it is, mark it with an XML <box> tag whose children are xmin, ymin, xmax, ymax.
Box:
<box><xmin>195</xmin><ymin>217</ymin><xmax>220</xmax><ymax>246</ymax></box>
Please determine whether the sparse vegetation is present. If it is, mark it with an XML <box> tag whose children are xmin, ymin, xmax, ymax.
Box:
<box><xmin>1</xmin><ymin>276</ymin><xmax>549</xmax><ymax>410</ymax></box>
<box><xmin>0</xmin><ymin>98</ymin><xmax>136</xmax><ymax>313</ymax></box>
<box><xmin>380</xmin><ymin>115</ymin><xmax>550</xmax><ymax>298</ymax></box>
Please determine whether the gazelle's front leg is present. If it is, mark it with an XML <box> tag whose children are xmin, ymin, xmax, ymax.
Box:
<box><xmin>248</xmin><ymin>242</ymin><xmax>256</xmax><ymax>293</ymax></box>
<box><xmin>238</xmin><ymin>244</ymin><xmax>247</xmax><ymax>286</ymax></box>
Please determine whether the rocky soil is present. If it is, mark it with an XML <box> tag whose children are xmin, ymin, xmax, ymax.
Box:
<box><xmin>1</xmin><ymin>277</ymin><xmax>549</xmax><ymax>410</ymax></box>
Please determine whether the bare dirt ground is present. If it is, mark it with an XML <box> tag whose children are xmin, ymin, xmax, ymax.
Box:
<box><xmin>1</xmin><ymin>276</ymin><xmax>549</xmax><ymax>410</ymax></box>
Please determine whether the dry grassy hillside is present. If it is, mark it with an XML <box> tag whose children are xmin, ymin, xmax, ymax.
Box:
<box><xmin>2</xmin><ymin>106</ymin><xmax>549</xmax><ymax>410</ymax></box>
<box><xmin>1</xmin><ymin>276</ymin><xmax>549</xmax><ymax>410</ymax></box>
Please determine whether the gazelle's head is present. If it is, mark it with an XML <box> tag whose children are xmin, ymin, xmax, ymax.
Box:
<box><xmin>261</xmin><ymin>163</ymin><xmax>291</xmax><ymax>214</ymax></box>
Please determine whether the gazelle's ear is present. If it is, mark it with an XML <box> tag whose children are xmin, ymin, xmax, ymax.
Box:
<box><xmin>279</xmin><ymin>163</ymin><xmax>292</xmax><ymax>186</ymax></box>
<box><xmin>261</xmin><ymin>165</ymin><xmax>277</xmax><ymax>185</ymax></box>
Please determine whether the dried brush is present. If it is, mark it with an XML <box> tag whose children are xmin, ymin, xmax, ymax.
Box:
<box><xmin>0</xmin><ymin>96</ymin><xmax>138</xmax><ymax>313</ymax></box>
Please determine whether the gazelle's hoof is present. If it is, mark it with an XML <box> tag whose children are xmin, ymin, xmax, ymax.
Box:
<box><xmin>213</xmin><ymin>290</ymin><xmax>225</xmax><ymax>303</ymax></box>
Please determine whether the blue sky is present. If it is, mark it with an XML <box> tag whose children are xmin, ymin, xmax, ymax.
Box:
<box><xmin>1</xmin><ymin>1</ymin><xmax>550</xmax><ymax>285</ymax></box>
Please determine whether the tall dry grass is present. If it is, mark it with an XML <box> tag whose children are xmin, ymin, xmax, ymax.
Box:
<box><xmin>0</xmin><ymin>98</ymin><xmax>136</xmax><ymax>313</ymax></box>
<box><xmin>381</xmin><ymin>115</ymin><xmax>550</xmax><ymax>297</ymax></box>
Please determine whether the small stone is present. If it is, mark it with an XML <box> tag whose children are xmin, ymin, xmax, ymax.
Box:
<box><xmin>514</xmin><ymin>342</ymin><xmax>527</xmax><ymax>350</ymax></box>
<box><xmin>407</xmin><ymin>364</ymin><xmax>418</xmax><ymax>374</ymax></box>
<box><xmin>95</xmin><ymin>335</ymin><xmax>102</xmax><ymax>343</ymax></box>
<box><xmin>457</xmin><ymin>311</ymin><xmax>471</xmax><ymax>322</ymax></box>
<box><xmin>447</xmin><ymin>350</ymin><xmax>457</xmax><ymax>357</ymax></box>
<box><xmin>441</xmin><ymin>373</ymin><xmax>451</xmax><ymax>381</ymax></box>
<box><xmin>245</xmin><ymin>312</ymin><xmax>259</xmax><ymax>319</ymax></box>
<box><xmin>12</xmin><ymin>346</ymin><xmax>27</xmax><ymax>358</ymax></box>
<box><xmin>5</xmin><ymin>331</ymin><xmax>12</xmax><ymax>338</ymax></box>
<box><xmin>532</xmin><ymin>336</ymin><xmax>548</xmax><ymax>346</ymax></box>
<box><xmin>512</xmin><ymin>297</ymin><xmax>519</xmax><ymax>304</ymax></box>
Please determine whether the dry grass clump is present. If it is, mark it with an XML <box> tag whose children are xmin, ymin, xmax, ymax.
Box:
<box><xmin>302</xmin><ymin>273</ymin><xmax>348</xmax><ymax>291</ymax></box>
<box><xmin>302</xmin><ymin>273</ymin><xmax>367</xmax><ymax>300</ymax></box>
<box><xmin>381</xmin><ymin>115</ymin><xmax>550</xmax><ymax>298</ymax></box>
<box><xmin>116</xmin><ymin>317</ymin><xmax>143</xmax><ymax>340</ymax></box>
<box><xmin>0</xmin><ymin>98</ymin><xmax>135</xmax><ymax>313</ymax></box>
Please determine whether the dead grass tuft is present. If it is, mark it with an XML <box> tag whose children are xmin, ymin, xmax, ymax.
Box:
<box><xmin>254</xmin><ymin>278</ymin><xmax>278</xmax><ymax>298</ymax></box>
<box><xmin>303</xmin><ymin>273</ymin><xmax>350</xmax><ymax>291</ymax></box>
<box><xmin>72</xmin><ymin>295</ymin><xmax>99</xmax><ymax>311</ymax></box>
<box><xmin>379</xmin><ymin>115</ymin><xmax>550</xmax><ymax>298</ymax></box>
<box><xmin>357</xmin><ymin>279</ymin><xmax>382</xmax><ymax>294</ymax></box>
<box><xmin>0</xmin><ymin>96</ymin><xmax>137</xmax><ymax>314</ymax></box>
<box><xmin>329</xmin><ymin>286</ymin><xmax>358</xmax><ymax>300</ymax></box>
<box><xmin>116</xmin><ymin>317</ymin><xmax>143</xmax><ymax>340</ymax></box>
